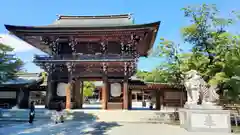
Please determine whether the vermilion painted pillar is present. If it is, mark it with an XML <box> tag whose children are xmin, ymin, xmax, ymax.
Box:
<box><xmin>102</xmin><ymin>80</ymin><xmax>108</xmax><ymax>109</ymax></box>
<box><xmin>65</xmin><ymin>83</ymin><xmax>71</xmax><ymax>109</ymax></box>
<box><xmin>123</xmin><ymin>81</ymin><xmax>129</xmax><ymax>109</ymax></box>
<box><xmin>66</xmin><ymin>73</ymin><xmax>73</xmax><ymax>110</ymax></box>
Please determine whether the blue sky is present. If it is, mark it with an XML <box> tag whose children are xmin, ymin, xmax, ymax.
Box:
<box><xmin>0</xmin><ymin>0</ymin><xmax>239</xmax><ymax>73</ymax></box>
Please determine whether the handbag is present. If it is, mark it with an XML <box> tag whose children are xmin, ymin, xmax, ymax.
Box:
<box><xmin>30</xmin><ymin>111</ymin><xmax>35</xmax><ymax>116</ymax></box>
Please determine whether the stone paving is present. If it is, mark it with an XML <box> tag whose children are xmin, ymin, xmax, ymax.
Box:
<box><xmin>0</xmin><ymin>104</ymin><xmax>236</xmax><ymax>135</ymax></box>
<box><xmin>0</xmin><ymin>120</ymin><xmax>96</xmax><ymax>135</ymax></box>
<box><xmin>0</xmin><ymin>120</ymin><xmax>235</xmax><ymax>135</ymax></box>
<box><xmin>93</xmin><ymin>122</ymin><xmax>233</xmax><ymax>135</ymax></box>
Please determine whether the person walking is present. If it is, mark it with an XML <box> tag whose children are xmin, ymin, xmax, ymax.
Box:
<box><xmin>29</xmin><ymin>101</ymin><xmax>35</xmax><ymax>124</ymax></box>
<box><xmin>55</xmin><ymin>102</ymin><xmax>64</xmax><ymax>124</ymax></box>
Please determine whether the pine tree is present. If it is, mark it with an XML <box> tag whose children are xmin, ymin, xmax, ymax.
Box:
<box><xmin>0</xmin><ymin>42</ymin><xmax>23</xmax><ymax>83</ymax></box>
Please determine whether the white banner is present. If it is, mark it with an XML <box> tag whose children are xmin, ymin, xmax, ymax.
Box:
<box><xmin>110</xmin><ymin>83</ymin><xmax>121</xmax><ymax>97</ymax></box>
<box><xmin>57</xmin><ymin>83</ymin><xmax>67</xmax><ymax>96</ymax></box>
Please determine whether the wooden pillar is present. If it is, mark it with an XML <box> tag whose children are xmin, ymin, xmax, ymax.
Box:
<box><xmin>98</xmin><ymin>88</ymin><xmax>101</xmax><ymax>100</ymax></box>
<box><xmin>135</xmin><ymin>93</ymin><xmax>138</xmax><ymax>102</ymax></box>
<box><xmin>160</xmin><ymin>92</ymin><xmax>164</xmax><ymax>110</ymax></box>
<box><xmin>142</xmin><ymin>91</ymin><xmax>145</xmax><ymax>101</ymax></box>
<box><xmin>45</xmin><ymin>74</ymin><xmax>53</xmax><ymax>109</ymax></box>
<box><xmin>123</xmin><ymin>80</ymin><xmax>129</xmax><ymax>110</ymax></box>
<box><xmin>75</xmin><ymin>80</ymin><xmax>83</xmax><ymax>109</ymax></box>
<box><xmin>155</xmin><ymin>91</ymin><xmax>161</xmax><ymax>110</ymax></box>
<box><xmin>180</xmin><ymin>90</ymin><xmax>183</xmax><ymax>107</ymax></box>
<box><xmin>17</xmin><ymin>89</ymin><xmax>30</xmax><ymax>109</ymax></box>
<box><xmin>66</xmin><ymin>73</ymin><xmax>72</xmax><ymax>110</ymax></box>
<box><xmin>99</xmin><ymin>88</ymin><xmax>102</xmax><ymax>100</ymax></box>
<box><xmin>128</xmin><ymin>89</ymin><xmax>132</xmax><ymax>110</ymax></box>
<box><xmin>102</xmin><ymin>79</ymin><xmax>108</xmax><ymax>109</ymax></box>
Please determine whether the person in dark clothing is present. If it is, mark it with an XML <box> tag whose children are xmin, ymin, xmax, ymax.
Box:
<box><xmin>29</xmin><ymin>101</ymin><xmax>35</xmax><ymax>124</ymax></box>
<box><xmin>55</xmin><ymin>102</ymin><xmax>64</xmax><ymax>124</ymax></box>
<box><xmin>149</xmin><ymin>102</ymin><xmax>153</xmax><ymax>110</ymax></box>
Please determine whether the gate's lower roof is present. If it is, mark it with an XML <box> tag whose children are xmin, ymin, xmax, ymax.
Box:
<box><xmin>0</xmin><ymin>73</ymin><xmax>44</xmax><ymax>88</ymax></box>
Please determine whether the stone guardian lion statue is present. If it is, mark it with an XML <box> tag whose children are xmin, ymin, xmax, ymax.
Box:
<box><xmin>183</xmin><ymin>70</ymin><xmax>219</xmax><ymax>108</ymax></box>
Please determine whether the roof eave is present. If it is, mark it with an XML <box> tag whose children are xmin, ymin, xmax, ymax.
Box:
<box><xmin>4</xmin><ymin>21</ymin><xmax>160</xmax><ymax>32</ymax></box>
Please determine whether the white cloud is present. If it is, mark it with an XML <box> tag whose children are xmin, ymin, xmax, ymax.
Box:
<box><xmin>0</xmin><ymin>34</ymin><xmax>34</xmax><ymax>52</ymax></box>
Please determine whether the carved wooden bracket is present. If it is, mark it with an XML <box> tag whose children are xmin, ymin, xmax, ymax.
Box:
<box><xmin>102</xmin><ymin>62</ymin><xmax>108</xmax><ymax>74</ymax></box>
<box><xmin>59</xmin><ymin>64</ymin><xmax>65</xmax><ymax>72</ymax></box>
<box><xmin>40</xmin><ymin>36</ymin><xmax>59</xmax><ymax>55</ymax></box>
<box><xmin>66</xmin><ymin>62</ymin><xmax>75</xmax><ymax>73</ymax></box>
<box><xmin>49</xmin><ymin>41</ymin><xmax>58</xmax><ymax>55</ymax></box>
<box><xmin>121</xmin><ymin>42</ymin><xmax>125</xmax><ymax>55</ymax></box>
<box><xmin>36</xmin><ymin>62</ymin><xmax>55</xmax><ymax>73</ymax></box>
<box><xmin>69</xmin><ymin>39</ymin><xmax>78</xmax><ymax>54</ymax></box>
<box><xmin>100</xmin><ymin>39</ymin><xmax>108</xmax><ymax>54</ymax></box>
<box><xmin>124</xmin><ymin>62</ymin><xmax>128</xmax><ymax>76</ymax></box>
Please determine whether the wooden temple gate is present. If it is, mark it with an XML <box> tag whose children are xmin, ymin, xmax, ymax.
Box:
<box><xmin>5</xmin><ymin>14</ymin><xmax>160</xmax><ymax>110</ymax></box>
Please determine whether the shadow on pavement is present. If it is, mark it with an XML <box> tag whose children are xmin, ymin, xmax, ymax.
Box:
<box><xmin>0</xmin><ymin>112</ymin><xmax>98</xmax><ymax>135</ymax></box>
<box><xmin>66</xmin><ymin>111</ymin><xmax>98</xmax><ymax>121</ymax></box>
<box><xmin>81</xmin><ymin>121</ymin><xmax>122</xmax><ymax>135</ymax></box>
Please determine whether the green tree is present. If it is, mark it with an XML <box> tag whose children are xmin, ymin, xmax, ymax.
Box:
<box><xmin>0</xmin><ymin>43</ymin><xmax>23</xmax><ymax>83</ymax></box>
<box><xmin>180</xmin><ymin>4</ymin><xmax>240</xmax><ymax>102</ymax></box>
<box><xmin>150</xmin><ymin>4</ymin><xmax>240</xmax><ymax>102</ymax></box>
<box><xmin>222</xmin><ymin>36</ymin><xmax>240</xmax><ymax>102</ymax></box>
<box><xmin>39</xmin><ymin>72</ymin><xmax>48</xmax><ymax>82</ymax></box>
<box><xmin>151</xmin><ymin>38</ymin><xmax>184</xmax><ymax>85</ymax></box>
<box><xmin>181</xmin><ymin>4</ymin><xmax>234</xmax><ymax>81</ymax></box>
<box><xmin>83</xmin><ymin>81</ymin><xmax>96</xmax><ymax>97</ymax></box>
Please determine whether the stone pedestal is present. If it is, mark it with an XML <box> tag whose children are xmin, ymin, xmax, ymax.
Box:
<box><xmin>178</xmin><ymin>108</ymin><xmax>231</xmax><ymax>133</ymax></box>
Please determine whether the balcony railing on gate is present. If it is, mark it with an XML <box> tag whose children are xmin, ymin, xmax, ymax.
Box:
<box><xmin>33</xmin><ymin>53</ymin><xmax>135</xmax><ymax>62</ymax></box>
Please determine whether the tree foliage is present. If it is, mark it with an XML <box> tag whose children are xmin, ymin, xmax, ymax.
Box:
<box><xmin>83</xmin><ymin>81</ymin><xmax>96</xmax><ymax>97</ymax></box>
<box><xmin>180</xmin><ymin>4</ymin><xmax>240</xmax><ymax>102</ymax></box>
<box><xmin>149</xmin><ymin>38</ymin><xmax>184</xmax><ymax>85</ymax></box>
<box><xmin>137</xmin><ymin>4</ymin><xmax>240</xmax><ymax>102</ymax></box>
<box><xmin>0</xmin><ymin>43</ymin><xmax>23</xmax><ymax>83</ymax></box>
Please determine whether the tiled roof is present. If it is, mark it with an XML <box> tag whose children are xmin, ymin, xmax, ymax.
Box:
<box><xmin>48</xmin><ymin>14</ymin><xmax>134</xmax><ymax>27</ymax></box>
<box><xmin>0</xmin><ymin>73</ymin><xmax>43</xmax><ymax>87</ymax></box>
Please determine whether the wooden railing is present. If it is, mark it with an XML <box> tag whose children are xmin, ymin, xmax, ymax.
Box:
<box><xmin>34</xmin><ymin>54</ymin><xmax>135</xmax><ymax>62</ymax></box>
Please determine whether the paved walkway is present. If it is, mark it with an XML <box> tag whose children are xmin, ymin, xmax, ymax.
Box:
<box><xmin>0</xmin><ymin>120</ymin><xmax>234</xmax><ymax>135</ymax></box>
<box><xmin>89</xmin><ymin>122</ymin><xmax>233</xmax><ymax>135</ymax></box>
<box><xmin>0</xmin><ymin>120</ymin><xmax>96</xmax><ymax>135</ymax></box>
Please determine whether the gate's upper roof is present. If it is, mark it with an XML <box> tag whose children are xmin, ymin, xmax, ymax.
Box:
<box><xmin>4</xmin><ymin>14</ymin><xmax>160</xmax><ymax>56</ymax></box>
<box><xmin>49</xmin><ymin>14</ymin><xmax>134</xmax><ymax>27</ymax></box>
